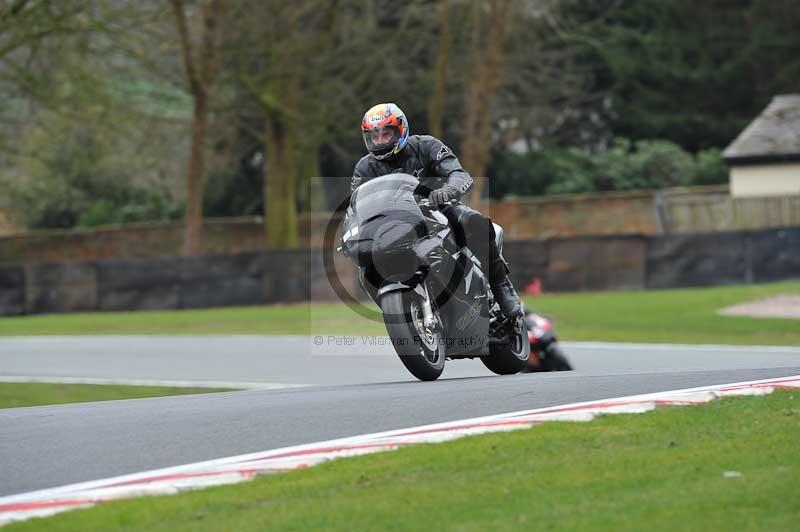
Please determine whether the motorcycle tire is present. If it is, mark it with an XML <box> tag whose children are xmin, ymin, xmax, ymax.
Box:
<box><xmin>481</xmin><ymin>316</ymin><xmax>530</xmax><ymax>375</ymax></box>
<box><xmin>380</xmin><ymin>290</ymin><xmax>446</xmax><ymax>381</ymax></box>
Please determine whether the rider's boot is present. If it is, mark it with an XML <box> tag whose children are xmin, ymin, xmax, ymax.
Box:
<box><xmin>489</xmin><ymin>256</ymin><xmax>522</xmax><ymax>320</ymax></box>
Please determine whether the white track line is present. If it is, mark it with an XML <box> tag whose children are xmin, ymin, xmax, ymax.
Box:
<box><xmin>4</xmin><ymin>335</ymin><xmax>800</xmax><ymax>353</ymax></box>
<box><xmin>1</xmin><ymin>374</ymin><xmax>798</xmax><ymax>526</ymax></box>
<box><xmin>0</xmin><ymin>376</ymin><xmax>307</xmax><ymax>390</ymax></box>
<box><xmin>562</xmin><ymin>341</ymin><xmax>800</xmax><ymax>353</ymax></box>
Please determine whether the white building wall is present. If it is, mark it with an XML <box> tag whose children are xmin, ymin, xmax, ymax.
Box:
<box><xmin>729</xmin><ymin>163</ymin><xmax>800</xmax><ymax>197</ymax></box>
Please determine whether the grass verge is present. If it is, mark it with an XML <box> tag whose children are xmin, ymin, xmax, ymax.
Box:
<box><xmin>0</xmin><ymin>383</ymin><xmax>235</xmax><ymax>409</ymax></box>
<box><xmin>9</xmin><ymin>390</ymin><xmax>799</xmax><ymax>531</ymax></box>
<box><xmin>0</xmin><ymin>281</ymin><xmax>798</xmax><ymax>345</ymax></box>
<box><xmin>523</xmin><ymin>280</ymin><xmax>800</xmax><ymax>345</ymax></box>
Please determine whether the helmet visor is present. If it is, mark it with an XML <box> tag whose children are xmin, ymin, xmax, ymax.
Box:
<box><xmin>363</xmin><ymin>125</ymin><xmax>401</xmax><ymax>155</ymax></box>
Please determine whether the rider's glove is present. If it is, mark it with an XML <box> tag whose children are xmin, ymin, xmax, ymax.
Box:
<box><xmin>429</xmin><ymin>184</ymin><xmax>460</xmax><ymax>206</ymax></box>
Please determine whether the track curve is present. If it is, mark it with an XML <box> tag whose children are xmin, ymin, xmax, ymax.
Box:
<box><xmin>1</xmin><ymin>336</ymin><xmax>799</xmax><ymax>496</ymax></box>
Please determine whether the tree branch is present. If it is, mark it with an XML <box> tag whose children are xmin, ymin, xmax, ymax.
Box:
<box><xmin>170</xmin><ymin>0</ymin><xmax>199</xmax><ymax>95</ymax></box>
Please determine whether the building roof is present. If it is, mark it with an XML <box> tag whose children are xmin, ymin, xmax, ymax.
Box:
<box><xmin>723</xmin><ymin>94</ymin><xmax>800</xmax><ymax>164</ymax></box>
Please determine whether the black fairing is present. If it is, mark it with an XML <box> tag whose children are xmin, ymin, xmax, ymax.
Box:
<box><xmin>344</xmin><ymin>174</ymin><xmax>426</xmax><ymax>273</ymax></box>
<box><xmin>344</xmin><ymin>174</ymin><xmax>492</xmax><ymax>357</ymax></box>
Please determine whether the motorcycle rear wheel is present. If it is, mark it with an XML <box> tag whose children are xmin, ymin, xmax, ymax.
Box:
<box><xmin>481</xmin><ymin>316</ymin><xmax>530</xmax><ymax>375</ymax></box>
<box><xmin>380</xmin><ymin>290</ymin><xmax>446</xmax><ymax>381</ymax></box>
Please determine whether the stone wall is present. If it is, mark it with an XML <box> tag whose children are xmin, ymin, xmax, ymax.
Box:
<box><xmin>485</xmin><ymin>192</ymin><xmax>657</xmax><ymax>239</ymax></box>
<box><xmin>3</xmin><ymin>186</ymin><xmax>800</xmax><ymax>265</ymax></box>
<box><xmin>2</xmin><ymin>227</ymin><xmax>798</xmax><ymax>316</ymax></box>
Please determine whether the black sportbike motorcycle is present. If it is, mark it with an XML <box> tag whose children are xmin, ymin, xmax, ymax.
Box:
<box><xmin>340</xmin><ymin>173</ymin><xmax>530</xmax><ymax>381</ymax></box>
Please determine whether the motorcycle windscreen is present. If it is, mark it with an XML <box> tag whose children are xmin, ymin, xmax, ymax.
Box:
<box><xmin>349</xmin><ymin>173</ymin><xmax>422</xmax><ymax>223</ymax></box>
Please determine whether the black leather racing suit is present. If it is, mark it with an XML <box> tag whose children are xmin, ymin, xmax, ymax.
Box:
<box><xmin>351</xmin><ymin>135</ymin><xmax>513</xmax><ymax>294</ymax></box>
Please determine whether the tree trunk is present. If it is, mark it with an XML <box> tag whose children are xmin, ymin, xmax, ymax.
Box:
<box><xmin>428</xmin><ymin>0</ymin><xmax>450</xmax><ymax>138</ymax></box>
<box><xmin>459</xmin><ymin>0</ymin><xmax>510</xmax><ymax>204</ymax></box>
<box><xmin>182</xmin><ymin>90</ymin><xmax>208</xmax><ymax>255</ymax></box>
<box><xmin>297</xmin><ymin>138</ymin><xmax>323</xmax><ymax>213</ymax></box>
<box><xmin>172</xmin><ymin>0</ymin><xmax>225</xmax><ymax>256</ymax></box>
<box><xmin>263</xmin><ymin>77</ymin><xmax>299</xmax><ymax>249</ymax></box>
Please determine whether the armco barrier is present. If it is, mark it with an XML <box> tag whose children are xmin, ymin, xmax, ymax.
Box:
<box><xmin>0</xmin><ymin>228</ymin><xmax>798</xmax><ymax>316</ymax></box>
<box><xmin>24</xmin><ymin>262</ymin><xmax>98</xmax><ymax>314</ymax></box>
<box><xmin>749</xmin><ymin>227</ymin><xmax>800</xmax><ymax>283</ymax></box>
<box><xmin>0</xmin><ymin>266</ymin><xmax>24</xmax><ymax>315</ymax></box>
<box><xmin>645</xmin><ymin>227</ymin><xmax>800</xmax><ymax>289</ymax></box>
<box><xmin>646</xmin><ymin>232</ymin><xmax>749</xmax><ymax>289</ymax></box>
<box><xmin>545</xmin><ymin>235</ymin><xmax>648</xmax><ymax>292</ymax></box>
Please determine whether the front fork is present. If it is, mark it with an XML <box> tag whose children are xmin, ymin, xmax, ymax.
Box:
<box><xmin>376</xmin><ymin>271</ymin><xmax>438</xmax><ymax>330</ymax></box>
<box><xmin>420</xmin><ymin>282</ymin><xmax>437</xmax><ymax>329</ymax></box>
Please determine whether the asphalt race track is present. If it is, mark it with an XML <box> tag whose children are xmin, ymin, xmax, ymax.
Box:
<box><xmin>1</xmin><ymin>336</ymin><xmax>799</xmax><ymax>497</ymax></box>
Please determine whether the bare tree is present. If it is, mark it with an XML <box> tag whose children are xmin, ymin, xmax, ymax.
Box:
<box><xmin>228</xmin><ymin>0</ymin><xmax>353</xmax><ymax>249</ymax></box>
<box><xmin>427</xmin><ymin>0</ymin><xmax>451</xmax><ymax>138</ymax></box>
<box><xmin>0</xmin><ymin>1</ymin><xmax>191</xmax><ymax>229</ymax></box>
<box><xmin>171</xmin><ymin>0</ymin><xmax>226</xmax><ymax>256</ymax></box>
<box><xmin>459</xmin><ymin>0</ymin><xmax>511</xmax><ymax>203</ymax></box>
<box><xmin>501</xmin><ymin>0</ymin><xmax>612</xmax><ymax>153</ymax></box>
<box><xmin>0</xmin><ymin>0</ymin><xmax>98</xmax><ymax>153</ymax></box>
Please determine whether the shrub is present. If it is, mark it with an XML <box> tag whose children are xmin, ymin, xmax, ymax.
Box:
<box><xmin>487</xmin><ymin>138</ymin><xmax>728</xmax><ymax>198</ymax></box>
<box><xmin>6</xmin><ymin>121</ymin><xmax>182</xmax><ymax>230</ymax></box>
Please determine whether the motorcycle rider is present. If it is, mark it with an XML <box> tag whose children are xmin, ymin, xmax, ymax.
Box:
<box><xmin>351</xmin><ymin>103</ymin><xmax>522</xmax><ymax>319</ymax></box>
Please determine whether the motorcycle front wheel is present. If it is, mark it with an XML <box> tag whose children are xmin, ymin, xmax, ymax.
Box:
<box><xmin>380</xmin><ymin>290</ymin><xmax>446</xmax><ymax>381</ymax></box>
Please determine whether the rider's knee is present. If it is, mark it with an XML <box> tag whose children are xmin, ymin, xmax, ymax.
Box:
<box><xmin>457</xmin><ymin>208</ymin><xmax>493</xmax><ymax>240</ymax></box>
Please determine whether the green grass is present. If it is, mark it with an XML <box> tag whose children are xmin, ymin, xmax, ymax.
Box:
<box><xmin>0</xmin><ymin>383</ymin><xmax>235</xmax><ymax>409</ymax></box>
<box><xmin>526</xmin><ymin>280</ymin><xmax>800</xmax><ymax>345</ymax></box>
<box><xmin>0</xmin><ymin>303</ymin><xmax>384</xmax><ymax>336</ymax></box>
<box><xmin>10</xmin><ymin>390</ymin><xmax>800</xmax><ymax>531</ymax></box>
<box><xmin>0</xmin><ymin>281</ymin><xmax>798</xmax><ymax>345</ymax></box>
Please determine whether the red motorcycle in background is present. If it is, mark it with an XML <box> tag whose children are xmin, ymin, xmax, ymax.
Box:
<box><xmin>522</xmin><ymin>308</ymin><xmax>573</xmax><ymax>372</ymax></box>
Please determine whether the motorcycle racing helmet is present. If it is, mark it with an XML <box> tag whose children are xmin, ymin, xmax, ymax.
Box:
<box><xmin>361</xmin><ymin>103</ymin><xmax>409</xmax><ymax>160</ymax></box>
